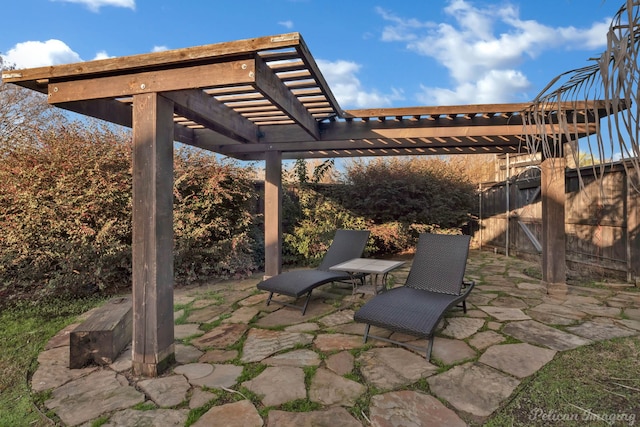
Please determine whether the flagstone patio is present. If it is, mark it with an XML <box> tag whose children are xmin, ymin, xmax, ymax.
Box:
<box><xmin>31</xmin><ymin>250</ymin><xmax>640</xmax><ymax>426</ymax></box>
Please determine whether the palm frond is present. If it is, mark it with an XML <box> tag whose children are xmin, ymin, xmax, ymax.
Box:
<box><xmin>524</xmin><ymin>0</ymin><xmax>640</xmax><ymax>193</ymax></box>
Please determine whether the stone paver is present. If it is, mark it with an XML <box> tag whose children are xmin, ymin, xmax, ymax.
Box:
<box><xmin>191</xmin><ymin>323</ymin><xmax>247</xmax><ymax>350</ymax></box>
<box><xmin>30</xmin><ymin>250</ymin><xmax>640</xmax><ymax>426</ymax></box>
<box><xmin>309</xmin><ymin>368</ymin><xmax>365</xmax><ymax>406</ymax></box>
<box><xmin>370</xmin><ymin>390</ymin><xmax>467</xmax><ymax>427</ymax></box>
<box><xmin>479</xmin><ymin>343</ymin><xmax>557</xmax><ymax>378</ymax></box>
<box><xmin>503</xmin><ymin>320</ymin><xmax>592</xmax><ymax>351</ymax></box>
<box><xmin>358</xmin><ymin>347</ymin><xmax>437</xmax><ymax>389</ymax></box>
<box><xmin>104</xmin><ymin>409</ymin><xmax>189</xmax><ymax>427</ymax></box>
<box><xmin>566</xmin><ymin>320</ymin><xmax>637</xmax><ymax>341</ymax></box>
<box><xmin>138</xmin><ymin>374</ymin><xmax>190</xmax><ymax>407</ymax></box>
<box><xmin>242</xmin><ymin>366</ymin><xmax>306</xmax><ymax>406</ymax></box>
<box><xmin>45</xmin><ymin>369</ymin><xmax>145</xmax><ymax>426</ymax></box>
<box><xmin>262</xmin><ymin>349</ymin><xmax>321</xmax><ymax>367</ymax></box>
<box><xmin>428</xmin><ymin>362</ymin><xmax>520</xmax><ymax>418</ymax></box>
<box><xmin>325</xmin><ymin>351</ymin><xmax>354</xmax><ymax>375</ymax></box>
<box><xmin>192</xmin><ymin>400</ymin><xmax>262</xmax><ymax>427</ymax></box>
<box><xmin>241</xmin><ymin>328</ymin><xmax>314</xmax><ymax>362</ymax></box>
<box><xmin>266</xmin><ymin>407</ymin><xmax>362</xmax><ymax>427</ymax></box>
<box><xmin>440</xmin><ymin>317</ymin><xmax>485</xmax><ymax>339</ymax></box>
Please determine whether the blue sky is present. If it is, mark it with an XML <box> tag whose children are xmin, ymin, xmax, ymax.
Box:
<box><xmin>1</xmin><ymin>0</ymin><xmax>622</xmax><ymax>110</ymax></box>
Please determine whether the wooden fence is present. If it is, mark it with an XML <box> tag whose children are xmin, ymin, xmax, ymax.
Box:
<box><xmin>476</xmin><ymin>161</ymin><xmax>640</xmax><ymax>282</ymax></box>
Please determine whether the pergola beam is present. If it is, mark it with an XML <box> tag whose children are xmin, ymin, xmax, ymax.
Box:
<box><xmin>165</xmin><ymin>89</ymin><xmax>260</xmax><ymax>144</ymax></box>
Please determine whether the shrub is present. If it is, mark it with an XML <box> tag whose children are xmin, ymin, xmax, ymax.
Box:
<box><xmin>0</xmin><ymin>123</ymin><xmax>260</xmax><ymax>303</ymax></box>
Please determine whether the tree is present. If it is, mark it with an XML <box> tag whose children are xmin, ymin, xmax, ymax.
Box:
<box><xmin>524</xmin><ymin>0</ymin><xmax>640</xmax><ymax>191</ymax></box>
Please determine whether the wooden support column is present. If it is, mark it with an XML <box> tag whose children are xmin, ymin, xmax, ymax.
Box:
<box><xmin>264</xmin><ymin>150</ymin><xmax>282</xmax><ymax>279</ymax></box>
<box><xmin>541</xmin><ymin>155</ymin><xmax>566</xmax><ymax>286</ymax></box>
<box><xmin>131</xmin><ymin>92</ymin><xmax>175</xmax><ymax>376</ymax></box>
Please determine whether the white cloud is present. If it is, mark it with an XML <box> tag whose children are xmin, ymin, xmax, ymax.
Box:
<box><xmin>2</xmin><ymin>40</ymin><xmax>82</xmax><ymax>68</ymax></box>
<box><xmin>152</xmin><ymin>45</ymin><xmax>168</xmax><ymax>53</ymax></box>
<box><xmin>418</xmin><ymin>69</ymin><xmax>530</xmax><ymax>105</ymax></box>
<box><xmin>51</xmin><ymin>0</ymin><xmax>135</xmax><ymax>12</ymax></box>
<box><xmin>317</xmin><ymin>59</ymin><xmax>404</xmax><ymax>108</ymax></box>
<box><xmin>278</xmin><ymin>20</ymin><xmax>294</xmax><ymax>29</ymax></box>
<box><xmin>93</xmin><ymin>50</ymin><xmax>112</xmax><ymax>60</ymax></box>
<box><xmin>378</xmin><ymin>0</ymin><xmax>611</xmax><ymax>104</ymax></box>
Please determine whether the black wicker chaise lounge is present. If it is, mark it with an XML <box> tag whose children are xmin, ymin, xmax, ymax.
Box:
<box><xmin>257</xmin><ymin>229</ymin><xmax>370</xmax><ymax>315</ymax></box>
<box><xmin>353</xmin><ymin>233</ymin><xmax>474</xmax><ymax>361</ymax></box>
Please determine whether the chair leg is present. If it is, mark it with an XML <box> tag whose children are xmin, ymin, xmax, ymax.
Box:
<box><xmin>301</xmin><ymin>291</ymin><xmax>312</xmax><ymax>315</ymax></box>
<box><xmin>426</xmin><ymin>336</ymin><xmax>434</xmax><ymax>361</ymax></box>
<box><xmin>266</xmin><ymin>292</ymin><xmax>273</xmax><ymax>306</ymax></box>
<box><xmin>363</xmin><ymin>324</ymin><xmax>370</xmax><ymax>344</ymax></box>
<box><xmin>462</xmin><ymin>300</ymin><xmax>467</xmax><ymax>313</ymax></box>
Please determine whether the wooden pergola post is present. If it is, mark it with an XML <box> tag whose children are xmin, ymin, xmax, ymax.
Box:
<box><xmin>131</xmin><ymin>93</ymin><xmax>175</xmax><ymax>376</ymax></box>
<box><xmin>264</xmin><ymin>150</ymin><xmax>283</xmax><ymax>279</ymax></box>
<box><xmin>541</xmin><ymin>153</ymin><xmax>567</xmax><ymax>286</ymax></box>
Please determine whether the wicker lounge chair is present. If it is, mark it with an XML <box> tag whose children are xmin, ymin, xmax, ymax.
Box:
<box><xmin>353</xmin><ymin>233</ymin><xmax>474</xmax><ymax>360</ymax></box>
<box><xmin>257</xmin><ymin>229</ymin><xmax>370</xmax><ymax>315</ymax></box>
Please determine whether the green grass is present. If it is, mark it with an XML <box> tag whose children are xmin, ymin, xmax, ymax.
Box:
<box><xmin>484</xmin><ymin>336</ymin><xmax>640</xmax><ymax>427</ymax></box>
<box><xmin>0</xmin><ymin>296</ymin><xmax>106</xmax><ymax>427</ymax></box>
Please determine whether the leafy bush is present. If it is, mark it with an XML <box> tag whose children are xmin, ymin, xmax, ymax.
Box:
<box><xmin>0</xmin><ymin>123</ymin><xmax>133</xmax><ymax>302</ymax></box>
<box><xmin>0</xmin><ymin>122</ymin><xmax>259</xmax><ymax>303</ymax></box>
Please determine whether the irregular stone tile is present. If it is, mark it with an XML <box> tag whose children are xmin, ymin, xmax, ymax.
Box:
<box><xmin>527</xmin><ymin>308</ymin><xmax>581</xmax><ymax>326</ymax></box>
<box><xmin>256</xmin><ymin>301</ymin><xmax>335</xmax><ymax>328</ymax></box>
<box><xmin>468</xmin><ymin>331</ymin><xmax>506</xmax><ymax>351</ymax></box>
<box><xmin>358</xmin><ymin>347</ymin><xmax>437</xmax><ymax>389</ymax></box>
<box><xmin>314</xmin><ymin>333</ymin><xmax>364</xmax><ymax>352</ymax></box>
<box><xmin>333</xmin><ymin>322</ymin><xmax>392</xmax><ymax>338</ymax></box>
<box><xmin>479</xmin><ymin>343</ymin><xmax>556</xmax><ymax>378</ymax></box>
<box><xmin>441</xmin><ymin>318</ymin><xmax>485</xmax><ymax>339</ymax></box>
<box><xmin>223</xmin><ymin>306</ymin><xmax>261</xmax><ymax>324</ymax></box>
<box><xmin>466</xmin><ymin>309</ymin><xmax>489</xmax><ymax>318</ymax></box>
<box><xmin>616</xmin><ymin>319</ymin><xmax>640</xmax><ymax>331</ymax></box>
<box><xmin>191</xmin><ymin>323</ymin><xmax>248</xmax><ymax>350</ymax></box>
<box><xmin>104</xmin><ymin>409</ymin><xmax>188</xmax><ymax>427</ymax></box>
<box><xmin>431</xmin><ymin>337</ymin><xmax>476</xmax><ymax>365</ymax></box>
<box><xmin>173</xmin><ymin>293</ymin><xmax>197</xmax><ymax>306</ymax></box>
<box><xmin>467</xmin><ymin>293</ymin><xmax>498</xmax><ymax>306</ymax></box>
<box><xmin>45</xmin><ymin>370</ymin><xmax>144</xmax><ymax>426</ymax></box>
<box><xmin>370</xmin><ymin>390</ymin><xmax>467</xmax><ymax>427</ymax></box>
<box><xmin>266</xmin><ymin>407</ymin><xmax>361</xmax><ymax>427</ymax></box>
<box><xmin>31</xmin><ymin>346</ymin><xmax>97</xmax><ymax>392</ymax></box>
<box><xmin>174</xmin><ymin>363</ymin><xmax>214</xmax><ymax>380</ymax></box>
<box><xmin>242</xmin><ymin>366</ymin><xmax>306</xmax><ymax>407</ymax></box>
<box><xmin>191</xmin><ymin>364</ymin><xmax>243</xmax><ymax>389</ymax></box>
<box><xmin>478</xmin><ymin>306</ymin><xmax>531</xmax><ymax>321</ymax></box>
<box><xmin>487</xmin><ymin>321</ymin><xmax>501</xmax><ymax>331</ymax></box>
<box><xmin>262</xmin><ymin>349</ymin><xmax>321</xmax><ymax>367</ymax></box>
<box><xmin>109</xmin><ymin>347</ymin><xmax>132</xmax><ymax>373</ymax></box>
<box><xmin>309</xmin><ymin>368</ymin><xmax>365</xmax><ymax>406</ymax></box>
<box><xmin>568</xmin><ymin>304</ymin><xmax>621</xmax><ymax>318</ymax></box>
<box><xmin>318</xmin><ymin>309</ymin><xmax>355</xmax><ymax>327</ymax></box>
<box><xmin>562</xmin><ymin>295</ymin><xmax>601</xmax><ymax>305</ymax></box>
<box><xmin>241</xmin><ymin>328</ymin><xmax>314</xmax><ymax>363</ymax></box>
<box><xmin>566</xmin><ymin>321</ymin><xmax>637</xmax><ymax>341</ymax></box>
<box><xmin>45</xmin><ymin>324</ymin><xmax>76</xmax><ymax>349</ymax></box>
<box><xmin>325</xmin><ymin>351</ymin><xmax>354</xmax><ymax>376</ymax></box>
<box><xmin>174</xmin><ymin>309</ymin><xmax>185</xmax><ymax>322</ymax></box>
<box><xmin>239</xmin><ymin>292</ymin><xmax>270</xmax><ymax>306</ymax></box>
<box><xmin>517</xmin><ymin>282</ymin><xmax>548</xmax><ymax>292</ymax></box>
<box><xmin>189</xmin><ymin>388</ymin><xmax>216</xmax><ymax>409</ymax></box>
<box><xmin>199</xmin><ymin>349</ymin><xmax>238</xmax><ymax>363</ymax></box>
<box><xmin>490</xmin><ymin>296</ymin><xmax>529</xmax><ymax>309</ymax></box>
<box><xmin>502</xmin><ymin>320</ymin><xmax>592</xmax><ymax>351</ymax></box>
<box><xmin>428</xmin><ymin>362</ymin><xmax>520</xmax><ymax>418</ymax></box>
<box><xmin>624</xmin><ymin>308</ymin><xmax>640</xmax><ymax>321</ymax></box>
<box><xmin>187</xmin><ymin>304</ymin><xmax>229</xmax><ymax>323</ymax></box>
<box><xmin>138</xmin><ymin>374</ymin><xmax>190</xmax><ymax>407</ymax></box>
<box><xmin>284</xmin><ymin>322</ymin><xmax>320</xmax><ymax>333</ymax></box>
<box><xmin>175</xmin><ymin>343</ymin><xmax>204</xmax><ymax>364</ymax></box>
<box><xmin>192</xmin><ymin>400</ymin><xmax>263</xmax><ymax>427</ymax></box>
<box><xmin>174</xmin><ymin>323</ymin><xmax>203</xmax><ymax>340</ymax></box>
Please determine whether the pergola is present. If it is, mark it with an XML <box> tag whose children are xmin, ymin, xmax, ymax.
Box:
<box><xmin>2</xmin><ymin>32</ymin><xmax>608</xmax><ymax>376</ymax></box>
